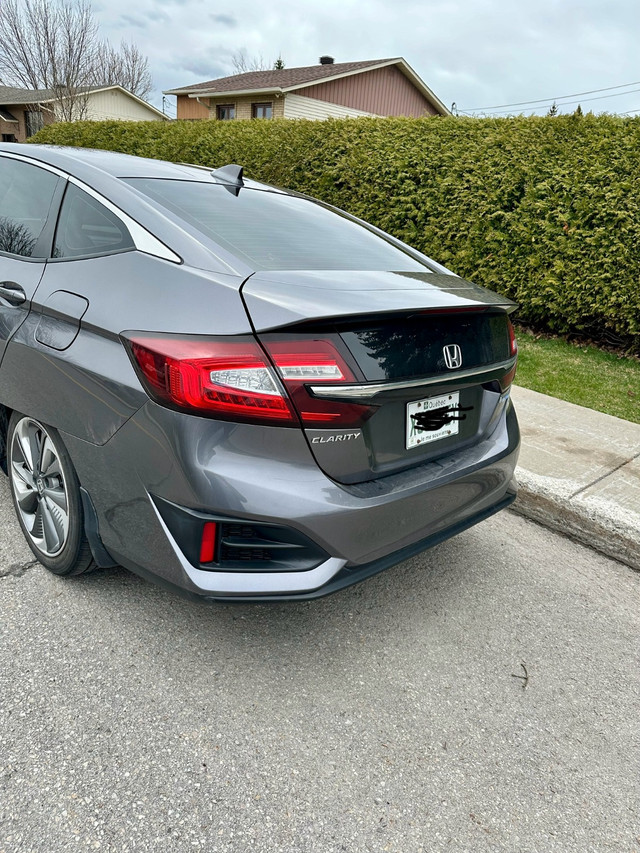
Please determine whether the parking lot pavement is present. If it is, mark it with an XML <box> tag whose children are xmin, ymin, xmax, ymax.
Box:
<box><xmin>1</xmin><ymin>477</ymin><xmax>639</xmax><ymax>853</ymax></box>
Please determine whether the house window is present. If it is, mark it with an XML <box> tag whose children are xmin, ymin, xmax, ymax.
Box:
<box><xmin>252</xmin><ymin>102</ymin><xmax>272</xmax><ymax>119</ymax></box>
<box><xmin>216</xmin><ymin>104</ymin><xmax>235</xmax><ymax>120</ymax></box>
<box><xmin>1</xmin><ymin>134</ymin><xmax>17</xmax><ymax>143</ymax></box>
<box><xmin>24</xmin><ymin>110</ymin><xmax>44</xmax><ymax>138</ymax></box>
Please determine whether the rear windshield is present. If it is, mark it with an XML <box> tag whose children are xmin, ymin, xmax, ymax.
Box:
<box><xmin>125</xmin><ymin>178</ymin><xmax>429</xmax><ymax>272</ymax></box>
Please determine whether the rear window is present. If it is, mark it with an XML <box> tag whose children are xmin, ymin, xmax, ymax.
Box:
<box><xmin>124</xmin><ymin>178</ymin><xmax>429</xmax><ymax>272</ymax></box>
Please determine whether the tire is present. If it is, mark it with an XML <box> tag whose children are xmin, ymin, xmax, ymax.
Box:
<box><xmin>7</xmin><ymin>412</ymin><xmax>95</xmax><ymax>576</ymax></box>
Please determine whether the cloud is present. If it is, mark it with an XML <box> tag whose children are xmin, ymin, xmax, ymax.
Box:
<box><xmin>210</xmin><ymin>14</ymin><xmax>237</xmax><ymax>27</ymax></box>
<box><xmin>116</xmin><ymin>13</ymin><xmax>146</xmax><ymax>29</ymax></box>
<box><xmin>145</xmin><ymin>9</ymin><xmax>171</xmax><ymax>23</ymax></box>
<box><xmin>164</xmin><ymin>56</ymin><xmax>229</xmax><ymax>81</ymax></box>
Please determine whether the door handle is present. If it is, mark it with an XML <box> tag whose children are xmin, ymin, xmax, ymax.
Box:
<box><xmin>0</xmin><ymin>281</ymin><xmax>26</xmax><ymax>306</ymax></box>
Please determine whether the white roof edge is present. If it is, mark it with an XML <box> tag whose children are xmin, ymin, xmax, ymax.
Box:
<box><xmin>392</xmin><ymin>59</ymin><xmax>451</xmax><ymax>116</ymax></box>
<box><xmin>283</xmin><ymin>59</ymin><xmax>402</xmax><ymax>93</ymax></box>
<box><xmin>183</xmin><ymin>87</ymin><xmax>284</xmax><ymax>99</ymax></box>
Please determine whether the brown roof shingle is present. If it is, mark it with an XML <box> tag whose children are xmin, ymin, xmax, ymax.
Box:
<box><xmin>165</xmin><ymin>59</ymin><xmax>399</xmax><ymax>94</ymax></box>
<box><xmin>0</xmin><ymin>86</ymin><xmax>57</xmax><ymax>104</ymax></box>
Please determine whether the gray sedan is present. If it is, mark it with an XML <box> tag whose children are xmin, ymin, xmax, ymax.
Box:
<box><xmin>0</xmin><ymin>144</ymin><xmax>519</xmax><ymax>600</ymax></box>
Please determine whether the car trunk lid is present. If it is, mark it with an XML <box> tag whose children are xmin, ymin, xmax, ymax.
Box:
<box><xmin>243</xmin><ymin>270</ymin><xmax>517</xmax><ymax>484</ymax></box>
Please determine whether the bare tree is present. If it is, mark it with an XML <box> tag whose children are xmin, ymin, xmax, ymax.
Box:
<box><xmin>95</xmin><ymin>40</ymin><xmax>153</xmax><ymax>100</ymax></box>
<box><xmin>231</xmin><ymin>50</ymin><xmax>270</xmax><ymax>74</ymax></box>
<box><xmin>0</xmin><ymin>0</ymin><xmax>153</xmax><ymax>121</ymax></box>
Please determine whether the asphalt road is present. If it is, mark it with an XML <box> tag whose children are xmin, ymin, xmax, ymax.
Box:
<box><xmin>1</xmin><ymin>476</ymin><xmax>638</xmax><ymax>853</ymax></box>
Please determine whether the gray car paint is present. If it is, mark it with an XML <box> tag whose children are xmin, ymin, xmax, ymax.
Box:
<box><xmin>58</xmin><ymin>398</ymin><xmax>518</xmax><ymax>595</ymax></box>
<box><xmin>0</xmin><ymin>143</ymin><xmax>520</xmax><ymax>599</ymax></box>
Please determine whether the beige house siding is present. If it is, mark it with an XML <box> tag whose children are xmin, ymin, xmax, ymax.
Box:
<box><xmin>301</xmin><ymin>65</ymin><xmax>438</xmax><ymax>117</ymax></box>
<box><xmin>283</xmin><ymin>93</ymin><xmax>376</xmax><ymax>119</ymax></box>
<box><xmin>73</xmin><ymin>89</ymin><xmax>166</xmax><ymax>121</ymax></box>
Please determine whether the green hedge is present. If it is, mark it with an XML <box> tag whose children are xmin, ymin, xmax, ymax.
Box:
<box><xmin>32</xmin><ymin>115</ymin><xmax>640</xmax><ymax>350</ymax></box>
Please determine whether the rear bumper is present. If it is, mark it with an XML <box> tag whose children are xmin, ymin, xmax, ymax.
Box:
<box><xmin>63</xmin><ymin>397</ymin><xmax>520</xmax><ymax>600</ymax></box>
<box><xmin>204</xmin><ymin>491</ymin><xmax>517</xmax><ymax>602</ymax></box>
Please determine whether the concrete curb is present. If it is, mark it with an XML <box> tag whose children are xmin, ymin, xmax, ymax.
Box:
<box><xmin>511</xmin><ymin>469</ymin><xmax>640</xmax><ymax>572</ymax></box>
<box><xmin>509</xmin><ymin>386</ymin><xmax>640</xmax><ymax>572</ymax></box>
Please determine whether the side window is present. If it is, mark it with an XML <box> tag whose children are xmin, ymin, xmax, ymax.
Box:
<box><xmin>0</xmin><ymin>156</ymin><xmax>60</xmax><ymax>258</ymax></box>
<box><xmin>54</xmin><ymin>183</ymin><xmax>135</xmax><ymax>259</ymax></box>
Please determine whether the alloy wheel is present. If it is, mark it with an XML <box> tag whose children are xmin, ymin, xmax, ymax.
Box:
<box><xmin>9</xmin><ymin>417</ymin><xmax>70</xmax><ymax>557</ymax></box>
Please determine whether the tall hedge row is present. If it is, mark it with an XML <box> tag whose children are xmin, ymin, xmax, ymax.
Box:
<box><xmin>32</xmin><ymin>115</ymin><xmax>640</xmax><ymax>350</ymax></box>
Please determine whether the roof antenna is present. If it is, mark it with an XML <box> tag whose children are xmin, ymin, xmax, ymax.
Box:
<box><xmin>211</xmin><ymin>163</ymin><xmax>244</xmax><ymax>195</ymax></box>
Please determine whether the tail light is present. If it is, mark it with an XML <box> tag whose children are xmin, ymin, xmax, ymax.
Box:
<box><xmin>123</xmin><ymin>333</ymin><xmax>297</xmax><ymax>425</ymax></box>
<box><xmin>123</xmin><ymin>332</ymin><xmax>375</xmax><ymax>428</ymax></box>
<box><xmin>261</xmin><ymin>337</ymin><xmax>376</xmax><ymax>428</ymax></box>
<box><xmin>507</xmin><ymin>318</ymin><xmax>518</xmax><ymax>357</ymax></box>
<box><xmin>499</xmin><ymin>318</ymin><xmax>518</xmax><ymax>391</ymax></box>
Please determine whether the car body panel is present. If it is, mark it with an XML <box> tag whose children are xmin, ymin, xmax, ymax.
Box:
<box><xmin>0</xmin><ymin>256</ymin><xmax>46</xmax><ymax>365</ymax></box>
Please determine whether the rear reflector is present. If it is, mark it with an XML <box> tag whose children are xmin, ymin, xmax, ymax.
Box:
<box><xmin>200</xmin><ymin>521</ymin><xmax>217</xmax><ymax>563</ymax></box>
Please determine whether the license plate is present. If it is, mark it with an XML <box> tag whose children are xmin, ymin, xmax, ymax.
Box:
<box><xmin>406</xmin><ymin>391</ymin><xmax>460</xmax><ymax>449</ymax></box>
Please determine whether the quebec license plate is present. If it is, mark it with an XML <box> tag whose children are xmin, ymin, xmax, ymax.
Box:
<box><xmin>406</xmin><ymin>391</ymin><xmax>460</xmax><ymax>449</ymax></box>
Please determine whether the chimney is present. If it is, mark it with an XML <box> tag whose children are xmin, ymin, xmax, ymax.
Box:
<box><xmin>319</xmin><ymin>56</ymin><xmax>334</xmax><ymax>65</ymax></box>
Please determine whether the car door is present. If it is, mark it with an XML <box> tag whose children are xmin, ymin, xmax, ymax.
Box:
<box><xmin>0</xmin><ymin>154</ymin><xmax>64</xmax><ymax>365</ymax></box>
<box><xmin>0</xmin><ymin>178</ymin><xmax>149</xmax><ymax>444</ymax></box>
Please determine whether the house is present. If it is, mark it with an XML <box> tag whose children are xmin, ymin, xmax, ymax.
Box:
<box><xmin>0</xmin><ymin>85</ymin><xmax>168</xmax><ymax>142</ymax></box>
<box><xmin>164</xmin><ymin>57</ymin><xmax>450</xmax><ymax>122</ymax></box>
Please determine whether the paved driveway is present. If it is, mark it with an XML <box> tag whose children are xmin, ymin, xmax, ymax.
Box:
<box><xmin>1</xmin><ymin>478</ymin><xmax>638</xmax><ymax>853</ymax></box>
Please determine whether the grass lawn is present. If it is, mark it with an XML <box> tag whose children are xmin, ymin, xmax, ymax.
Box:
<box><xmin>513</xmin><ymin>328</ymin><xmax>640</xmax><ymax>424</ymax></box>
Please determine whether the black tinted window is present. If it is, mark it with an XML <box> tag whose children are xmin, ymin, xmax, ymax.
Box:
<box><xmin>125</xmin><ymin>178</ymin><xmax>428</xmax><ymax>272</ymax></box>
<box><xmin>0</xmin><ymin>157</ymin><xmax>59</xmax><ymax>258</ymax></box>
<box><xmin>54</xmin><ymin>183</ymin><xmax>134</xmax><ymax>259</ymax></box>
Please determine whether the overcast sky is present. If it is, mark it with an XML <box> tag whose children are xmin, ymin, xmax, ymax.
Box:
<box><xmin>92</xmin><ymin>0</ymin><xmax>640</xmax><ymax>118</ymax></box>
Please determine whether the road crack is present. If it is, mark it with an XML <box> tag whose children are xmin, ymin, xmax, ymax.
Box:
<box><xmin>0</xmin><ymin>559</ymin><xmax>38</xmax><ymax>579</ymax></box>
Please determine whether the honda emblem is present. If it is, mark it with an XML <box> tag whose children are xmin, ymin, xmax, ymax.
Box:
<box><xmin>443</xmin><ymin>344</ymin><xmax>462</xmax><ymax>370</ymax></box>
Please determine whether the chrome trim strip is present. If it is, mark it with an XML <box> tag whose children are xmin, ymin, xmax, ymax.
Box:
<box><xmin>148</xmin><ymin>495</ymin><xmax>347</xmax><ymax>595</ymax></box>
<box><xmin>309</xmin><ymin>357</ymin><xmax>517</xmax><ymax>401</ymax></box>
<box><xmin>0</xmin><ymin>150</ymin><xmax>69</xmax><ymax>177</ymax></box>
<box><xmin>0</xmin><ymin>151</ymin><xmax>182</xmax><ymax>264</ymax></box>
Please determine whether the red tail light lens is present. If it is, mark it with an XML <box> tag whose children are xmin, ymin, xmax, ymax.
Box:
<box><xmin>499</xmin><ymin>318</ymin><xmax>518</xmax><ymax>391</ymax></box>
<box><xmin>261</xmin><ymin>337</ymin><xmax>376</xmax><ymax>428</ymax></box>
<box><xmin>124</xmin><ymin>334</ymin><xmax>297</xmax><ymax>424</ymax></box>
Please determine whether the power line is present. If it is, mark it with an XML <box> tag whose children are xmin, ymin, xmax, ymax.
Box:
<box><xmin>480</xmin><ymin>86</ymin><xmax>640</xmax><ymax>116</ymax></box>
<box><xmin>463</xmin><ymin>79</ymin><xmax>640</xmax><ymax>112</ymax></box>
